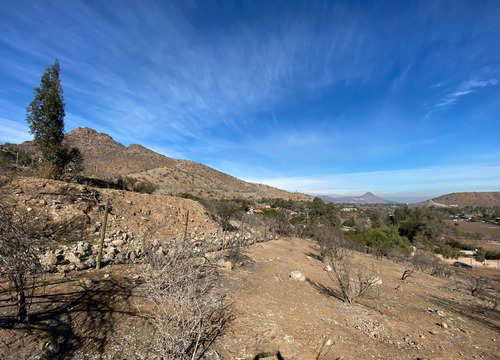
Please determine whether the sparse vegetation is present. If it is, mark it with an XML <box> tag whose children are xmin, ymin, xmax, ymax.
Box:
<box><xmin>110</xmin><ymin>175</ymin><xmax>158</xmax><ymax>194</ymax></box>
<box><xmin>0</xmin><ymin>201</ymin><xmax>43</xmax><ymax>322</ymax></box>
<box><xmin>142</xmin><ymin>234</ymin><xmax>232</xmax><ymax>359</ymax></box>
<box><xmin>455</xmin><ymin>274</ymin><xmax>491</xmax><ymax>297</ymax></box>
<box><xmin>311</xmin><ymin>224</ymin><xmax>380</xmax><ymax>304</ymax></box>
<box><xmin>207</xmin><ymin>199</ymin><xmax>240</xmax><ymax>231</ymax></box>
<box><xmin>327</xmin><ymin>249</ymin><xmax>380</xmax><ymax>304</ymax></box>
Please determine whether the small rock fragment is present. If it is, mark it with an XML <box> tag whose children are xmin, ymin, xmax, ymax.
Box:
<box><xmin>289</xmin><ymin>270</ymin><xmax>306</xmax><ymax>281</ymax></box>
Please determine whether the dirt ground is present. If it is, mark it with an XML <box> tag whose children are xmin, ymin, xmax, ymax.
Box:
<box><xmin>1</xmin><ymin>237</ymin><xmax>499</xmax><ymax>360</ymax></box>
<box><xmin>218</xmin><ymin>238</ymin><xmax>499</xmax><ymax>360</ymax></box>
<box><xmin>1</xmin><ymin>176</ymin><xmax>499</xmax><ymax>359</ymax></box>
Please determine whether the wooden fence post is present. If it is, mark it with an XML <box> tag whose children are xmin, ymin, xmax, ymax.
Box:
<box><xmin>96</xmin><ymin>198</ymin><xmax>110</xmax><ymax>270</ymax></box>
<box><xmin>183</xmin><ymin>210</ymin><xmax>190</xmax><ymax>241</ymax></box>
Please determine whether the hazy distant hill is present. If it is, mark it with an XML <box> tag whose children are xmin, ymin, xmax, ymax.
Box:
<box><xmin>413</xmin><ymin>192</ymin><xmax>500</xmax><ymax>208</ymax></box>
<box><xmin>320</xmin><ymin>192</ymin><xmax>396</xmax><ymax>204</ymax></box>
<box><xmin>28</xmin><ymin>127</ymin><xmax>313</xmax><ymax>201</ymax></box>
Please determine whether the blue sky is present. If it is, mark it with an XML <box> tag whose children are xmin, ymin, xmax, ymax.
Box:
<box><xmin>1</xmin><ymin>0</ymin><xmax>499</xmax><ymax>203</ymax></box>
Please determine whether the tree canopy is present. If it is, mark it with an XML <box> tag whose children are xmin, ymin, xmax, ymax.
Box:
<box><xmin>26</xmin><ymin>59</ymin><xmax>83</xmax><ymax>179</ymax></box>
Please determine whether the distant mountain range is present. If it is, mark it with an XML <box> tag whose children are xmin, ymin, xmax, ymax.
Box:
<box><xmin>319</xmin><ymin>192</ymin><xmax>397</xmax><ymax>205</ymax></box>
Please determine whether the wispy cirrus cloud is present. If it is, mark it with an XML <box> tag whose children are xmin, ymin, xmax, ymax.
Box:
<box><xmin>0</xmin><ymin>118</ymin><xmax>31</xmax><ymax>144</ymax></box>
<box><xmin>0</xmin><ymin>1</ymin><xmax>388</xmax><ymax>147</ymax></box>
<box><xmin>426</xmin><ymin>78</ymin><xmax>498</xmax><ymax>118</ymax></box>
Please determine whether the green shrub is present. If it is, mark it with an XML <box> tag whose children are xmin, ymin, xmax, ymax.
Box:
<box><xmin>439</xmin><ymin>245</ymin><xmax>461</xmax><ymax>259</ymax></box>
<box><xmin>133</xmin><ymin>180</ymin><xmax>158</xmax><ymax>194</ymax></box>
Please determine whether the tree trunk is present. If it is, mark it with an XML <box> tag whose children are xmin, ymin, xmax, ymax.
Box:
<box><xmin>17</xmin><ymin>289</ymin><xmax>27</xmax><ymax>322</ymax></box>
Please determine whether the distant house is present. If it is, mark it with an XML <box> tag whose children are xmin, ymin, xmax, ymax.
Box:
<box><xmin>460</xmin><ymin>250</ymin><xmax>476</xmax><ymax>256</ymax></box>
<box><xmin>341</xmin><ymin>207</ymin><xmax>357</xmax><ymax>212</ymax></box>
<box><xmin>341</xmin><ymin>226</ymin><xmax>354</xmax><ymax>232</ymax></box>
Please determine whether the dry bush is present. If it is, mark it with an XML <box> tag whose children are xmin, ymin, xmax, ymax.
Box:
<box><xmin>0</xmin><ymin>202</ymin><xmax>43</xmax><ymax>322</ymax></box>
<box><xmin>399</xmin><ymin>252</ymin><xmax>452</xmax><ymax>280</ymax></box>
<box><xmin>323</xmin><ymin>230</ymin><xmax>380</xmax><ymax>304</ymax></box>
<box><xmin>312</xmin><ymin>224</ymin><xmax>352</xmax><ymax>262</ymax></box>
<box><xmin>429</xmin><ymin>257</ymin><xmax>452</xmax><ymax>278</ymax></box>
<box><xmin>142</xmin><ymin>235</ymin><xmax>232</xmax><ymax>359</ymax></box>
<box><xmin>207</xmin><ymin>200</ymin><xmax>239</xmax><ymax>232</ymax></box>
<box><xmin>491</xmin><ymin>284</ymin><xmax>500</xmax><ymax>310</ymax></box>
<box><xmin>315</xmin><ymin>335</ymin><xmax>334</xmax><ymax>359</ymax></box>
<box><xmin>328</xmin><ymin>254</ymin><xmax>380</xmax><ymax>304</ymax></box>
<box><xmin>412</xmin><ymin>253</ymin><xmax>436</xmax><ymax>272</ymax></box>
<box><xmin>37</xmin><ymin>161</ymin><xmax>59</xmax><ymax>179</ymax></box>
<box><xmin>223</xmin><ymin>233</ymin><xmax>247</xmax><ymax>268</ymax></box>
<box><xmin>454</xmin><ymin>274</ymin><xmax>491</xmax><ymax>297</ymax></box>
<box><xmin>401</xmin><ymin>268</ymin><xmax>414</xmax><ymax>281</ymax></box>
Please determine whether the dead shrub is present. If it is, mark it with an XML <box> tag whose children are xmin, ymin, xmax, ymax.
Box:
<box><xmin>315</xmin><ymin>335</ymin><xmax>334</xmax><ymax>360</ymax></box>
<box><xmin>37</xmin><ymin>161</ymin><xmax>59</xmax><ymax>179</ymax></box>
<box><xmin>454</xmin><ymin>274</ymin><xmax>491</xmax><ymax>297</ymax></box>
<box><xmin>398</xmin><ymin>252</ymin><xmax>452</xmax><ymax>280</ymax></box>
<box><xmin>491</xmin><ymin>284</ymin><xmax>500</xmax><ymax>310</ymax></box>
<box><xmin>328</xmin><ymin>255</ymin><xmax>380</xmax><ymax>304</ymax></box>
<box><xmin>207</xmin><ymin>200</ymin><xmax>239</xmax><ymax>232</ymax></box>
<box><xmin>324</xmin><ymin>233</ymin><xmax>380</xmax><ymax>304</ymax></box>
<box><xmin>412</xmin><ymin>253</ymin><xmax>436</xmax><ymax>272</ymax></box>
<box><xmin>224</xmin><ymin>233</ymin><xmax>247</xmax><ymax>268</ymax></box>
<box><xmin>142</xmin><ymin>235</ymin><xmax>232</xmax><ymax>359</ymax></box>
<box><xmin>312</xmin><ymin>224</ymin><xmax>352</xmax><ymax>262</ymax></box>
<box><xmin>401</xmin><ymin>268</ymin><xmax>414</xmax><ymax>281</ymax></box>
<box><xmin>429</xmin><ymin>258</ymin><xmax>452</xmax><ymax>278</ymax></box>
<box><xmin>0</xmin><ymin>202</ymin><xmax>43</xmax><ymax>322</ymax></box>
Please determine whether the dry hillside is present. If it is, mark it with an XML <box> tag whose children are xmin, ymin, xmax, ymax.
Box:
<box><xmin>64</xmin><ymin>127</ymin><xmax>177</xmax><ymax>177</ymax></box>
<box><xmin>0</xmin><ymin>174</ymin><xmax>220</xmax><ymax>243</ymax></box>
<box><xmin>56</xmin><ymin>127</ymin><xmax>312</xmax><ymax>201</ymax></box>
<box><xmin>414</xmin><ymin>192</ymin><xmax>500</xmax><ymax>208</ymax></box>
<box><xmin>129</xmin><ymin>162</ymin><xmax>312</xmax><ymax>201</ymax></box>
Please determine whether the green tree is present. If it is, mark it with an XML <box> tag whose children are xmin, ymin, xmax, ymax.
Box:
<box><xmin>476</xmin><ymin>247</ymin><xmax>487</xmax><ymax>264</ymax></box>
<box><xmin>26</xmin><ymin>59</ymin><xmax>82</xmax><ymax>179</ymax></box>
<box><xmin>440</xmin><ymin>245</ymin><xmax>460</xmax><ymax>260</ymax></box>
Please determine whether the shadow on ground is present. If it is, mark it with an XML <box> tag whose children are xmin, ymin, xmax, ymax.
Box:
<box><xmin>428</xmin><ymin>295</ymin><xmax>500</xmax><ymax>333</ymax></box>
<box><xmin>306</xmin><ymin>278</ymin><xmax>343</xmax><ymax>302</ymax></box>
<box><xmin>0</xmin><ymin>275</ymin><xmax>139</xmax><ymax>359</ymax></box>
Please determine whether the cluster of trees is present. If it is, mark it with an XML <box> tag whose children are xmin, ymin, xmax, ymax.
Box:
<box><xmin>441</xmin><ymin>205</ymin><xmax>500</xmax><ymax>223</ymax></box>
<box><xmin>261</xmin><ymin>197</ymin><xmax>341</xmax><ymax>228</ymax></box>
<box><xmin>195</xmin><ymin>196</ymin><xmax>498</xmax><ymax>262</ymax></box>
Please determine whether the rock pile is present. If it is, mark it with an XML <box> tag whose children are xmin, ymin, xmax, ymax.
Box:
<box><xmin>40</xmin><ymin>229</ymin><xmax>145</xmax><ymax>273</ymax></box>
